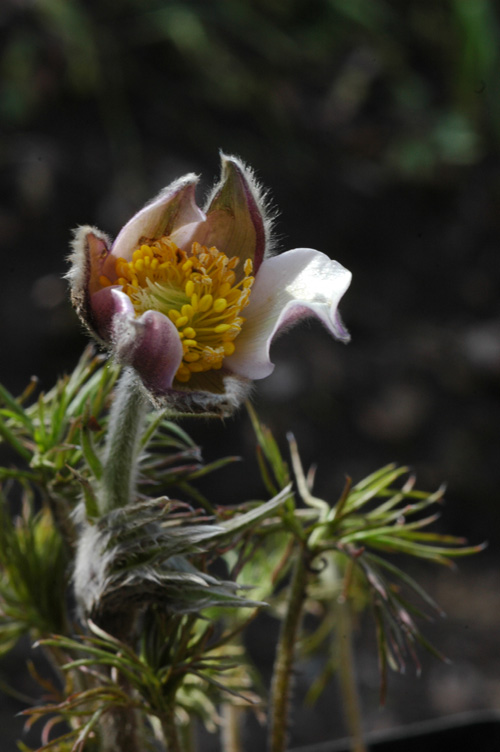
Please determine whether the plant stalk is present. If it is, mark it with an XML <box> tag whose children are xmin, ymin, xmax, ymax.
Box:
<box><xmin>221</xmin><ymin>702</ymin><xmax>243</xmax><ymax>752</ymax></box>
<box><xmin>336</xmin><ymin>596</ymin><xmax>366</xmax><ymax>752</ymax></box>
<box><xmin>99</xmin><ymin>367</ymin><xmax>147</xmax><ymax>514</ymax></box>
<box><xmin>268</xmin><ymin>546</ymin><xmax>309</xmax><ymax>752</ymax></box>
<box><xmin>100</xmin><ymin>703</ymin><xmax>143</xmax><ymax>752</ymax></box>
<box><xmin>93</xmin><ymin>368</ymin><xmax>148</xmax><ymax>749</ymax></box>
<box><xmin>160</xmin><ymin>706</ymin><xmax>182</xmax><ymax>752</ymax></box>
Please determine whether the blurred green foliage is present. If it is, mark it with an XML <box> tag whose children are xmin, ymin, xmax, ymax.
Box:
<box><xmin>2</xmin><ymin>0</ymin><xmax>500</xmax><ymax>179</ymax></box>
<box><xmin>0</xmin><ymin>350</ymin><xmax>481</xmax><ymax>750</ymax></box>
<box><xmin>0</xmin><ymin>3</ymin><xmax>498</xmax><ymax>747</ymax></box>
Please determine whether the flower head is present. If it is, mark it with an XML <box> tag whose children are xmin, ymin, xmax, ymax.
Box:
<box><xmin>68</xmin><ymin>155</ymin><xmax>351</xmax><ymax>416</ymax></box>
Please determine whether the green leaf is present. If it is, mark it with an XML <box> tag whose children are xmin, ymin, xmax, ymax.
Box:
<box><xmin>246</xmin><ymin>402</ymin><xmax>290</xmax><ymax>492</ymax></box>
<box><xmin>0</xmin><ymin>382</ymin><xmax>33</xmax><ymax>428</ymax></box>
<box><xmin>0</xmin><ymin>413</ymin><xmax>32</xmax><ymax>461</ymax></box>
<box><xmin>66</xmin><ymin>466</ymin><xmax>99</xmax><ymax>520</ymax></box>
<box><xmin>79</xmin><ymin>416</ymin><xmax>103</xmax><ymax>480</ymax></box>
<box><xmin>215</xmin><ymin>484</ymin><xmax>292</xmax><ymax>539</ymax></box>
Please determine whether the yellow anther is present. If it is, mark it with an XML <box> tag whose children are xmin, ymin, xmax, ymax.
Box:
<box><xmin>214</xmin><ymin>323</ymin><xmax>232</xmax><ymax>334</ymax></box>
<box><xmin>184</xmin><ymin>352</ymin><xmax>200</xmax><ymax>362</ymax></box>
<box><xmin>239</xmin><ymin>290</ymin><xmax>251</xmax><ymax>307</ymax></box>
<box><xmin>111</xmin><ymin>236</ymin><xmax>255</xmax><ymax>383</ymax></box>
<box><xmin>187</xmin><ymin>361</ymin><xmax>205</xmax><ymax>372</ymax></box>
<box><xmin>213</xmin><ymin>298</ymin><xmax>228</xmax><ymax>313</ymax></box>
<box><xmin>199</xmin><ymin>294</ymin><xmax>213</xmax><ymax>312</ymax></box>
<box><xmin>223</xmin><ymin>324</ymin><xmax>242</xmax><ymax>339</ymax></box>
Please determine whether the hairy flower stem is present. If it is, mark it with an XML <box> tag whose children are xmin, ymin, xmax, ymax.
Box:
<box><xmin>268</xmin><ymin>546</ymin><xmax>309</xmax><ymax>752</ymax></box>
<box><xmin>92</xmin><ymin>371</ymin><xmax>149</xmax><ymax>749</ymax></box>
<box><xmin>99</xmin><ymin>368</ymin><xmax>147</xmax><ymax>514</ymax></box>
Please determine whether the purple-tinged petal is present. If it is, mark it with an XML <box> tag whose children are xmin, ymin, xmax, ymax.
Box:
<box><xmin>90</xmin><ymin>287</ymin><xmax>135</xmax><ymax>341</ymax></box>
<box><xmin>175</xmin><ymin>155</ymin><xmax>267</xmax><ymax>274</ymax></box>
<box><xmin>225</xmin><ymin>249</ymin><xmax>352</xmax><ymax>380</ymax></box>
<box><xmin>111</xmin><ymin>174</ymin><xmax>204</xmax><ymax>261</ymax></box>
<box><xmin>67</xmin><ymin>226</ymin><xmax>116</xmax><ymax>340</ymax></box>
<box><xmin>112</xmin><ymin>307</ymin><xmax>184</xmax><ymax>395</ymax></box>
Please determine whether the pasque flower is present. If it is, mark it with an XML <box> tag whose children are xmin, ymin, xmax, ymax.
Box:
<box><xmin>68</xmin><ymin>155</ymin><xmax>351</xmax><ymax>415</ymax></box>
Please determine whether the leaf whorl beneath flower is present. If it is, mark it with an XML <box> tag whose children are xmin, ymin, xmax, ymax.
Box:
<box><xmin>72</xmin><ymin>490</ymin><xmax>289</xmax><ymax>634</ymax></box>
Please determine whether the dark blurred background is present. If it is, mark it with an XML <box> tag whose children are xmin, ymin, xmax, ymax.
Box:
<box><xmin>1</xmin><ymin>0</ymin><xmax>500</xmax><ymax>749</ymax></box>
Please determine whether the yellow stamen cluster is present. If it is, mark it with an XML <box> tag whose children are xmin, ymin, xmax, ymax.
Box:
<box><xmin>99</xmin><ymin>237</ymin><xmax>254</xmax><ymax>383</ymax></box>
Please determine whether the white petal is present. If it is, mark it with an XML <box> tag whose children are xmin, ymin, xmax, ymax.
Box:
<box><xmin>111</xmin><ymin>175</ymin><xmax>205</xmax><ymax>260</ymax></box>
<box><xmin>225</xmin><ymin>249</ymin><xmax>352</xmax><ymax>380</ymax></box>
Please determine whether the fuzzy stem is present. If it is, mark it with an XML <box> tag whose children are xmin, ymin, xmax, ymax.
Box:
<box><xmin>99</xmin><ymin>368</ymin><xmax>147</xmax><ymax>514</ymax></box>
<box><xmin>268</xmin><ymin>547</ymin><xmax>309</xmax><ymax>752</ymax></box>
<box><xmin>336</xmin><ymin>597</ymin><xmax>366</xmax><ymax>752</ymax></box>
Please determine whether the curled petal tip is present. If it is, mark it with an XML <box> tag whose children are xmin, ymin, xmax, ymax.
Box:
<box><xmin>333</xmin><ymin>310</ymin><xmax>351</xmax><ymax>343</ymax></box>
<box><xmin>225</xmin><ymin>249</ymin><xmax>352</xmax><ymax>380</ymax></box>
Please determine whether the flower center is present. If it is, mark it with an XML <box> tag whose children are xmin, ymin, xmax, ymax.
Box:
<box><xmin>100</xmin><ymin>237</ymin><xmax>254</xmax><ymax>383</ymax></box>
